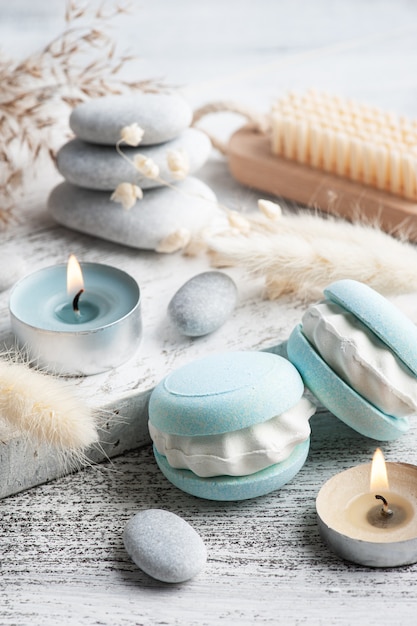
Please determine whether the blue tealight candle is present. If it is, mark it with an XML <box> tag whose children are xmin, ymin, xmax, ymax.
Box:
<box><xmin>9</xmin><ymin>256</ymin><xmax>142</xmax><ymax>376</ymax></box>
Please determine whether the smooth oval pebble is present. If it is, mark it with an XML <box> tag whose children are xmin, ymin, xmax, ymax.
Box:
<box><xmin>123</xmin><ymin>509</ymin><xmax>207</xmax><ymax>583</ymax></box>
<box><xmin>168</xmin><ymin>271</ymin><xmax>237</xmax><ymax>336</ymax></box>
<box><xmin>48</xmin><ymin>178</ymin><xmax>219</xmax><ymax>251</ymax></box>
<box><xmin>56</xmin><ymin>128</ymin><xmax>211</xmax><ymax>191</ymax></box>
<box><xmin>70</xmin><ymin>92</ymin><xmax>192</xmax><ymax>146</ymax></box>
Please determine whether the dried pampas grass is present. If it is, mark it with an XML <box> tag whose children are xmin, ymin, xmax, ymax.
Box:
<box><xmin>0</xmin><ymin>356</ymin><xmax>98</xmax><ymax>461</ymax></box>
<box><xmin>0</xmin><ymin>0</ymin><xmax>159</xmax><ymax>227</ymax></box>
<box><xmin>208</xmin><ymin>202</ymin><xmax>417</xmax><ymax>301</ymax></box>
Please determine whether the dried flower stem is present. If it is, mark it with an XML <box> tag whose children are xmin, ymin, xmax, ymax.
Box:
<box><xmin>0</xmin><ymin>0</ymin><xmax>160</xmax><ymax>228</ymax></box>
<box><xmin>113</xmin><ymin>134</ymin><xmax>216</xmax><ymax>219</ymax></box>
<box><xmin>114</xmin><ymin>129</ymin><xmax>229</xmax><ymax>212</ymax></box>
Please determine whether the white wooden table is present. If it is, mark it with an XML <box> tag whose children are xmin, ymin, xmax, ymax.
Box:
<box><xmin>2</xmin><ymin>1</ymin><xmax>417</xmax><ymax>624</ymax></box>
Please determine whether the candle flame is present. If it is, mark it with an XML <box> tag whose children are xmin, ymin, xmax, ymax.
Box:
<box><xmin>370</xmin><ymin>448</ymin><xmax>390</xmax><ymax>492</ymax></box>
<box><xmin>67</xmin><ymin>254</ymin><xmax>84</xmax><ymax>296</ymax></box>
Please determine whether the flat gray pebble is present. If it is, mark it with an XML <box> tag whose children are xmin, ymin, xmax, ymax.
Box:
<box><xmin>123</xmin><ymin>509</ymin><xmax>207</xmax><ymax>583</ymax></box>
<box><xmin>56</xmin><ymin>128</ymin><xmax>211</xmax><ymax>190</ymax></box>
<box><xmin>48</xmin><ymin>177</ymin><xmax>218</xmax><ymax>251</ymax></box>
<box><xmin>70</xmin><ymin>92</ymin><xmax>192</xmax><ymax>145</ymax></box>
<box><xmin>168</xmin><ymin>271</ymin><xmax>238</xmax><ymax>336</ymax></box>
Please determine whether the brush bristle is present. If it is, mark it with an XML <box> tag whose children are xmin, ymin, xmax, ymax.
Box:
<box><xmin>271</xmin><ymin>89</ymin><xmax>417</xmax><ymax>199</ymax></box>
<box><xmin>0</xmin><ymin>358</ymin><xmax>98</xmax><ymax>451</ymax></box>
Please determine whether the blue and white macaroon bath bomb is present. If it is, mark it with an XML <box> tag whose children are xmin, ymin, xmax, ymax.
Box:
<box><xmin>148</xmin><ymin>351</ymin><xmax>315</xmax><ymax>501</ymax></box>
<box><xmin>287</xmin><ymin>279</ymin><xmax>417</xmax><ymax>442</ymax></box>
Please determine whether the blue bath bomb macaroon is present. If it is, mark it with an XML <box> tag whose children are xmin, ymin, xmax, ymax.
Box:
<box><xmin>287</xmin><ymin>279</ymin><xmax>417</xmax><ymax>441</ymax></box>
<box><xmin>148</xmin><ymin>351</ymin><xmax>316</xmax><ymax>501</ymax></box>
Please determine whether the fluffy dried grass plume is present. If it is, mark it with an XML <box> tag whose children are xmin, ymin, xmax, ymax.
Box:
<box><xmin>208</xmin><ymin>202</ymin><xmax>417</xmax><ymax>301</ymax></box>
<box><xmin>0</xmin><ymin>354</ymin><xmax>98</xmax><ymax>462</ymax></box>
<box><xmin>0</xmin><ymin>0</ymin><xmax>159</xmax><ymax>228</ymax></box>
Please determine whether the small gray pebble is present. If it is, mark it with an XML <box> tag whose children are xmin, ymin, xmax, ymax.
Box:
<box><xmin>70</xmin><ymin>92</ymin><xmax>192</xmax><ymax>146</ymax></box>
<box><xmin>56</xmin><ymin>128</ymin><xmax>211</xmax><ymax>191</ymax></box>
<box><xmin>168</xmin><ymin>271</ymin><xmax>237</xmax><ymax>336</ymax></box>
<box><xmin>48</xmin><ymin>178</ymin><xmax>217</xmax><ymax>251</ymax></box>
<box><xmin>123</xmin><ymin>509</ymin><xmax>207</xmax><ymax>583</ymax></box>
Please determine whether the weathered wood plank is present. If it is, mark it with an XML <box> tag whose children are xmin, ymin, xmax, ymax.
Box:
<box><xmin>1</xmin><ymin>410</ymin><xmax>416</xmax><ymax>625</ymax></box>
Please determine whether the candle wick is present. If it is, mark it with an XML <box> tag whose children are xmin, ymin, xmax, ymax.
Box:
<box><xmin>375</xmin><ymin>494</ymin><xmax>393</xmax><ymax>517</ymax></box>
<box><xmin>72</xmin><ymin>289</ymin><xmax>84</xmax><ymax>314</ymax></box>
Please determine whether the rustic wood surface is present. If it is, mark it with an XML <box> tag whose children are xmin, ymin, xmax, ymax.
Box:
<box><xmin>1</xmin><ymin>412</ymin><xmax>417</xmax><ymax>626</ymax></box>
<box><xmin>2</xmin><ymin>1</ymin><xmax>417</xmax><ymax>624</ymax></box>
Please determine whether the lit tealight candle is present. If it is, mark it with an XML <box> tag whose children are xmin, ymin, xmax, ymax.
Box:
<box><xmin>9</xmin><ymin>256</ymin><xmax>142</xmax><ymax>376</ymax></box>
<box><xmin>316</xmin><ymin>449</ymin><xmax>417</xmax><ymax>567</ymax></box>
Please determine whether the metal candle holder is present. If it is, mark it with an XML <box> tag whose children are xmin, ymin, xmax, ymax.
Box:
<box><xmin>316</xmin><ymin>462</ymin><xmax>417</xmax><ymax>568</ymax></box>
<box><xmin>9</xmin><ymin>262</ymin><xmax>142</xmax><ymax>376</ymax></box>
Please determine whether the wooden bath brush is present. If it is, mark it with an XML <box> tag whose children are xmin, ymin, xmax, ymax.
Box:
<box><xmin>193</xmin><ymin>90</ymin><xmax>417</xmax><ymax>240</ymax></box>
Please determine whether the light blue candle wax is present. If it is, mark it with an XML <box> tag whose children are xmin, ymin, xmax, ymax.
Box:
<box><xmin>11</xmin><ymin>263</ymin><xmax>138</xmax><ymax>331</ymax></box>
<box><xmin>9</xmin><ymin>262</ymin><xmax>142</xmax><ymax>376</ymax></box>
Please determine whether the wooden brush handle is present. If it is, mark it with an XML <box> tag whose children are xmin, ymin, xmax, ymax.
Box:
<box><xmin>228</xmin><ymin>126</ymin><xmax>417</xmax><ymax>240</ymax></box>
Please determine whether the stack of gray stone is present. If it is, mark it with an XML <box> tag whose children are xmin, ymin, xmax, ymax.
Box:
<box><xmin>48</xmin><ymin>92</ymin><xmax>218</xmax><ymax>251</ymax></box>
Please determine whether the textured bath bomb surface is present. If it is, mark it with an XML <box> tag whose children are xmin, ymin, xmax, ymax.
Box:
<box><xmin>56</xmin><ymin>128</ymin><xmax>211</xmax><ymax>191</ymax></box>
<box><xmin>149</xmin><ymin>351</ymin><xmax>304</xmax><ymax>436</ymax></box>
<box><xmin>70</xmin><ymin>92</ymin><xmax>192</xmax><ymax>145</ymax></box>
<box><xmin>168</xmin><ymin>271</ymin><xmax>237</xmax><ymax>336</ymax></box>
<box><xmin>149</xmin><ymin>351</ymin><xmax>311</xmax><ymax>501</ymax></box>
<box><xmin>48</xmin><ymin>177</ymin><xmax>217</xmax><ymax>251</ymax></box>
<box><xmin>287</xmin><ymin>324</ymin><xmax>410</xmax><ymax>441</ymax></box>
<box><xmin>286</xmin><ymin>278</ymin><xmax>417</xmax><ymax>442</ymax></box>
<box><xmin>153</xmin><ymin>438</ymin><xmax>310</xmax><ymax>501</ymax></box>
<box><xmin>123</xmin><ymin>509</ymin><xmax>207</xmax><ymax>583</ymax></box>
<box><xmin>325</xmin><ymin>279</ymin><xmax>417</xmax><ymax>375</ymax></box>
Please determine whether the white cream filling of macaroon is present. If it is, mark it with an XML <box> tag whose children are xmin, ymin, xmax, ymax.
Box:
<box><xmin>149</xmin><ymin>397</ymin><xmax>315</xmax><ymax>478</ymax></box>
<box><xmin>302</xmin><ymin>300</ymin><xmax>417</xmax><ymax>418</ymax></box>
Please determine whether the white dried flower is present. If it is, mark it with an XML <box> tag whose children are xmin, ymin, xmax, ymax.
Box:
<box><xmin>156</xmin><ymin>228</ymin><xmax>192</xmax><ymax>253</ymax></box>
<box><xmin>120</xmin><ymin>123</ymin><xmax>145</xmax><ymax>147</ymax></box>
<box><xmin>110</xmin><ymin>182</ymin><xmax>143</xmax><ymax>210</ymax></box>
<box><xmin>258</xmin><ymin>199</ymin><xmax>282</xmax><ymax>220</ymax></box>
<box><xmin>133</xmin><ymin>155</ymin><xmax>160</xmax><ymax>179</ymax></box>
<box><xmin>227</xmin><ymin>210</ymin><xmax>251</xmax><ymax>234</ymax></box>
<box><xmin>166</xmin><ymin>149</ymin><xmax>189</xmax><ymax>180</ymax></box>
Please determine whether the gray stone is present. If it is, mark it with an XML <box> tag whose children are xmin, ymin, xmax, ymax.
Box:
<box><xmin>70</xmin><ymin>92</ymin><xmax>192</xmax><ymax>146</ymax></box>
<box><xmin>168</xmin><ymin>271</ymin><xmax>238</xmax><ymax>336</ymax></box>
<box><xmin>48</xmin><ymin>178</ymin><xmax>218</xmax><ymax>251</ymax></box>
<box><xmin>56</xmin><ymin>128</ymin><xmax>211</xmax><ymax>191</ymax></box>
<box><xmin>123</xmin><ymin>509</ymin><xmax>207</xmax><ymax>583</ymax></box>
